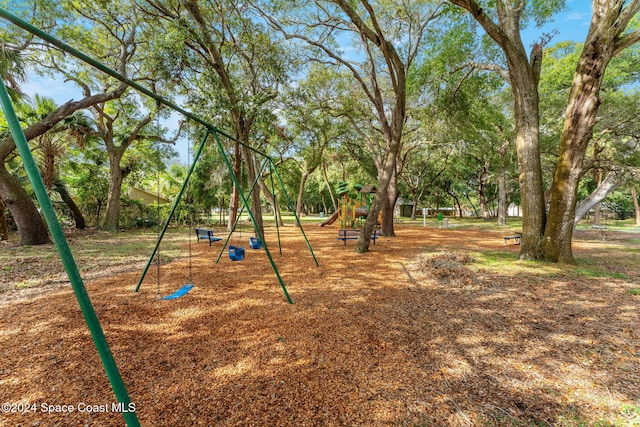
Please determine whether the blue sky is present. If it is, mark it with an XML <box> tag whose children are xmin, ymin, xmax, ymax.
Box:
<box><xmin>521</xmin><ymin>0</ymin><xmax>592</xmax><ymax>48</ymax></box>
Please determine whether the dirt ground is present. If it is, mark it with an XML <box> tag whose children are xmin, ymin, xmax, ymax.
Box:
<box><xmin>0</xmin><ymin>225</ymin><xmax>639</xmax><ymax>426</ymax></box>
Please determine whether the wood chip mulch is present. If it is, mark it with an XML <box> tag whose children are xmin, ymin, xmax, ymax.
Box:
<box><xmin>1</xmin><ymin>225</ymin><xmax>638</xmax><ymax>426</ymax></box>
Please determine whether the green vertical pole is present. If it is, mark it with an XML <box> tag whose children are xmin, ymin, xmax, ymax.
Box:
<box><xmin>270</xmin><ymin>159</ymin><xmax>319</xmax><ymax>267</ymax></box>
<box><xmin>134</xmin><ymin>128</ymin><xmax>209</xmax><ymax>292</ymax></box>
<box><xmin>211</xmin><ymin>130</ymin><xmax>293</xmax><ymax>304</ymax></box>
<box><xmin>0</xmin><ymin>83</ymin><xmax>140</xmax><ymax>427</ymax></box>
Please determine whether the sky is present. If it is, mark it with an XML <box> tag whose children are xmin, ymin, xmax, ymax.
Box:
<box><xmin>521</xmin><ymin>0</ymin><xmax>592</xmax><ymax>48</ymax></box>
<box><xmin>17</xmin><ymin>1</ymin><xmax>594</xmax><ymax>164</ymax></box>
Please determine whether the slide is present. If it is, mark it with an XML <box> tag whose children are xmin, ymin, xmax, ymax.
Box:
<box><xmin>319</xmin><ymin>211</ymin><xmax>339</xmax><ymax>227</ymax></box>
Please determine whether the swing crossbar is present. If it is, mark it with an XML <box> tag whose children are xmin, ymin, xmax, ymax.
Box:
<box><xmin>160</xmin><ymin>284</ymin><xmax>194</xmax><ymax>300</ymax></box>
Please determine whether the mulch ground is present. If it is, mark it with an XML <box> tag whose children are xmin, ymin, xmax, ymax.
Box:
<box><xmin>0</xmin><ymin>225</ymin><xmax>639</xmax><ymax>426</ymax></box>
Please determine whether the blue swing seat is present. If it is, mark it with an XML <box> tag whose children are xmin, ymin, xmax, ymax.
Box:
<box><xmin>160</xmin><ymin>284</ymin><xmax>194</xmax><ymax>300</ymax></box>
<box><xmin>249</xmin><ymin>237</ymin><xmax>262</xmax><ymax>249</ymax></box>
<box><xmin>228</xmin><ymin>245</ymin><xmax>245</xmax><ymax>261</ymax></box>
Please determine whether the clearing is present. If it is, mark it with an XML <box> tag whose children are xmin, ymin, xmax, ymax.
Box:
<box><xmin>0</xmin><ymin>225</ymin><xmax>638</xmax><ymax>426</ymax></box>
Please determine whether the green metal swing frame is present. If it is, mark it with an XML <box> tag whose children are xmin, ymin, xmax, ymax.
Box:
<box><xmin>0</xmin><ymin>7</ymin><xmax>318</xmax><ymax>427</ymax></box>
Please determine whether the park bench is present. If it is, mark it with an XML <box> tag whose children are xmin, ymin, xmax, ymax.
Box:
<box><xmin>195</xmin><ymin>228</ymin><xmax>222</xmax><ymax>245</ymax></box>
<box><xmin>503</xmin><ymin>232</ymin><xmax>522</xmax><ymax>245</ymax></box>
<box><xmin>337</xmin><ymin>229</ymin><xmax>378</xmax><ymax>246</ymax></box>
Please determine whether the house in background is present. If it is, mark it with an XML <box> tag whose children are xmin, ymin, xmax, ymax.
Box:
<box><xmin>128</xmin><ymin>187</ymin><xmax>170</xmax><ymax>205</ymax></box>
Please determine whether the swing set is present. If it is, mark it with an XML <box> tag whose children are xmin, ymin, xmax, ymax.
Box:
<box><xmin>0</xmin><ymin>7</ymin><xmax>318</xmax><ymax>427</ymax></box>
<box><xmin>134</xmin><ymin>123</ymin><xmax>317</xmax><ymax>302</ymax></box>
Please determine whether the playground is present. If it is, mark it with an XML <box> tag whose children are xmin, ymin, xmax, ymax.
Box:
<box><xmin>1</xmin><ymin>223</ymin><xmax>639</xmax><ymax>426</ymax></box>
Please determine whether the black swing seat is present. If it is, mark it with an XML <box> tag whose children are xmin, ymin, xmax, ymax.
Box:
<box><xmin>195</xmin><ymin>228</ymin><xmax>222</xmax><ymax>245</ymax></box>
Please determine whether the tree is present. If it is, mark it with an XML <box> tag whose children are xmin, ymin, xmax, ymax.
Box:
<box><xmin>0</xmin><ymin>40</ymin><xmax>27</xmax><ymax>103</ymax></box>
<box><xmin>450</xmin><ymin>0</ymin><xmax>640</xmax><ymax>263</ymax></box>
<box><xmin>0</xmin><ymin>36</ymin><xmax>51</xmax><ymax>244</ymax></box>
<box><xmin>139</xmin><ymin>0</ymin><xmax>292</xmax><ymax>234</ymax></box>
<box><xmin>282</xmin><ymin>65</ymin><xmax>351</xmax><ymax>225</ymax></box>
<box><xmin>573</xmin><ymin>169</ymin><xmax>626</xmax><ymax>226</ymax></box>
<box><xmin>542</xmin><ymin>2</ymin><xmax>640</xmax><ymax>262</ymax></box>
<box><xmin>448</xmin><ymin>0</ymin><xmax>563</xmax><ymax>258</ymax></box>
<box><xmin>65</xmin><ymin>143</ymin><xmax>110</xmax><ymax>226</ymax></box>
<box><xmin>255</xmin><ymin>0</ymin><xmax>445</xmax><ymax>252</ymax></box>
<box><xmin>37</xmin><ymin>0</ymin><xmax>183</xmax><ymax>231</ymax></box>
<box><xmin>0</xmin><ymin>198</ymin><xmax>7</xmax><ymax>241</ymax></box>
<box><xmin>539</xmin><ymin>41</ymin><xmax>640</xmax><ymax>228</ymax></box>
<box><xmin>632</xmin><ymin>186</ymin><xmax>640</xmax><ymax>225</ymax></box>
<box><xmin>31</xmin><ymin>97</ymin><xmax>93</xmax><ymax>229</ymax></box>
<box><xmin>0</xmin><ymin>1</ymin><xmax>137</xmax><ymax>243</ymax></box>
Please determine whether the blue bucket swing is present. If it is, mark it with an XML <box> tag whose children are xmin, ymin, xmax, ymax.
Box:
<box><xmin>228</xmin><ymin>215</ymin><xmax>246</xmax><ymax>261</ymax></box>
<box><xmin>228</xmin><ymin>245</ymin><xmax>245</xmax><ymax>261</ymax></box>
<box><xmin>249</xmin><ymin>236</ymin><xmax>262</xmax><ymax>249</ymax></box>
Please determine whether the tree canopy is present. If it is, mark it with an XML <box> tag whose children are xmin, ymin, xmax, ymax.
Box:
<box><xmin>0</xmin><ymin>0</ymin><xmax>639</xmax><ymax>262</ymax></box>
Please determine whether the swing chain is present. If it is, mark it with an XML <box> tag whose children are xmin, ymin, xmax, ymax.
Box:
<box><xmin>187</xmin><ymin>121</ymin><xmax>194</xmax><ymax>284</ymax></box>
<box><xmin>155</xmin><ymin>108</ymin><xmax>162</xmax><ymax>300</ymax></box>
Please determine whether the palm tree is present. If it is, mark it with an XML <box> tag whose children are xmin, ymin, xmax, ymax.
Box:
<box><xmin>0</xmin><ymin>40</ymin><xmax>27</xmax><ymax>103</ymax></box>
<box><xmin>28</xmin><ymin>97</ymin><xmax>94</xmax><ymax>229</ymax></box>
<box><xmin>0</xmin><ymin>40</ymin><xmax>36</xmax><ymax>242</ymax></box>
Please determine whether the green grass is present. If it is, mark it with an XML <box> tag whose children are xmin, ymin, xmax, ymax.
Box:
<box><xmin>627</xmin><ymin>288</ymin><xmax>640</xmax><ymax>296</ymax></box>
<box><xmin>575</xmin><ymin>267</ymin><xmax>628</xmax><ymax>280</ymax></box>
<box><xmin>0</xmin><ymin>228</ymin><xmax>188</xmax><ymax>291</ymax></box>
<box><xmin>471</xmin><ymin>250</ymin><xmax>518</xmax><ymax>265</ymax></box>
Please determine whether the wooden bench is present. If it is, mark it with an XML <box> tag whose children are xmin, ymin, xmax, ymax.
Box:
<box><xmin>337</xmin><ymin>229</ymin><xmax>378</xmax><ymax>246</ymax></box>
<box><xmin>503</xmin><ymin>232</ymin><xmax>522</xmax><ymax>245</ymax></box>
<box><xmin>195</xmin><ymin>228</ymin><xmax>222</xmax><ymax>245</ymax></box>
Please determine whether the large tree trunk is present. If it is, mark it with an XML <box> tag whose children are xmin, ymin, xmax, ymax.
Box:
<box><xmin>103</xmin><ymin>153</ymin><xmax>125</xmax><ymax>231</ymax></box>
<box><xmin>380</xmin><ymin>170</ymin><xmax>398</xmax><ymax>236</ymax></box>
<box><xmin>227</xmin><ymin>141</ymin><xmax>241</xmax><ymax>232</ymax></box>
<box><xmin>478</xmin><ymin>162</ymin><xmax>491</xmax><ymax>220</ymax></box>
<box><xmin>498</xmin><ymin>168</ymin><xmax>507</xmax><ymax>226</ymax></box>
<box><xmin>573</xmin><ymin>170</ymin><xmax>624</xmax><ymax>227</ymax></box>
<box><xmin>511</xmin><ymin>73</ymin><xmax>545</xmax><ymax>259</ymax></box>
<box><xmin>0</xmin><ymin>164</ymin><xmax>51</xmax><ymax>245</ymax></box>
<box><xmin>449</xmin><ymin>0</ymin><xmax>546</xmax><ymax>258</ymax></box>
<box><xmin>541</xmin><ymin>7</ymin><xmax>625</xmax><ymax>263</ymax></box>
<box><xmin>242</xmin><ymin>148</ymin><xmax>264</xmax><ymax>233</ymax></box>
<box><xmin>632</xmin><ymin>186</ymin><xmax>640</xmax><ymax>226</ymax></box>
<box><xmin>0</xmin><ymin>198</ymin><xmax>9</xmax><ymax>241</ymax></box>
<box><xmin>356</xmin><ymin>134</ymin><xmax>401</xmax><ymax>252</ymax></box>
<box><xmin>53</xmin><ymin>180</ymin><xmax>86</xmax><ymax>230</ymax></box>
<box><xmin>295</xmin><ymin>170</ymin><xmax>309</xmax><ymax>227</ymax></box>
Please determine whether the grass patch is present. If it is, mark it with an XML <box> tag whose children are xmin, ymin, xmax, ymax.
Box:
<box><xmin>575</xmin><ymin>267</ymin><xmax>628</xmax><ymax>280</ymax></box>
<box><xmin>472</xmin><ymin>250</ymin><xmax>517</xmax><ymax>265</ymax></box>
<box><xmin>627</xmin><ymin>288</ymin><xmax>640</xmax><ymax>296</ymax></box>
<box><xmin>0</xmin><ymin>228</ymin><xmax>190</xmax><ymax>291</ymax></box>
